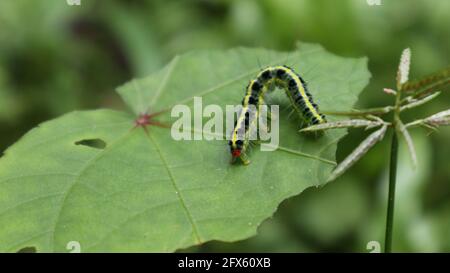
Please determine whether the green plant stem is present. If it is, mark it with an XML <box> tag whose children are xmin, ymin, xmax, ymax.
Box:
<box><xmin>384</xmin><ymin>77</ymin><xmax>403</xmax><ymax>253</ymax></box>
<box><xmin>385</xmin><ymin>131</ymin><xmax>398</xmax><ymax>253</ymax></box>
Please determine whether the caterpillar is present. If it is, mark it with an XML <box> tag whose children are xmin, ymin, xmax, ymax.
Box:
<box><xmin>228</xmin><ymin>79</ymin><xmax>268</xmax><ymax>165</ymax></box>
<box><xmin>229</xmin><ymin>65</ymin><xmax>326</xmax><ymax>164</ymax></box>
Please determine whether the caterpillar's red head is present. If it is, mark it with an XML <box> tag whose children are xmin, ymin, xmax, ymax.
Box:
<box><xmin>231</xmin><ymin>149</ymin><xmax>241</xmax><ymax>158</ymax></box>
<box><xmin>229</xmin><ymin>140</ymin><xmax>244</xmax><ymax>159</ymax></box>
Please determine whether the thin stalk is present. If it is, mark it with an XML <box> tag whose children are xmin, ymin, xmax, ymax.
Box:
<box><xmin>385</xmin><ymin>132</ymin><xmax>398</xmax><ymax>253</ymax></box>
<box><xmin>405</xmin><ymin>119</ymin><xmax>423</xmax><ymax>128</ymax></box>
<box><xmin>384</xmin><ymin>67</ymin><xmax>404</xmax><ymax>253</ymax></box>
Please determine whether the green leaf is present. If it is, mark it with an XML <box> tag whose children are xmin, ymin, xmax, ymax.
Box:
<box><xmin>0</xmin><ymin>43</ymin><xmax>370</xmax><ymax>252</ymax></box>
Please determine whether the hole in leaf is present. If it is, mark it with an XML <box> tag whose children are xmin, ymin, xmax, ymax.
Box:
<box><xmin>75</xmin><ymin>138</ymin><xmax>107</xmax><ymax>149</ymax></box>
<box><xmin>17</xmin><ymin>246</ymin><xmax>37</xmax><ymax>253</ymax></box>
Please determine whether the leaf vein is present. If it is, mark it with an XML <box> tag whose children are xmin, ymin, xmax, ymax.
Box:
<box><xmin>145</xmin><ymin>131</ymin><xmax>202</xmax><ymax>244</ymax></box>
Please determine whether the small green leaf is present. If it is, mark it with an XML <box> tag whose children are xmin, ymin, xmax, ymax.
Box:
<box><xmin>0</xmin><ymin>43</ymin><xmax>370</xmax><ymax>252</ymax></box>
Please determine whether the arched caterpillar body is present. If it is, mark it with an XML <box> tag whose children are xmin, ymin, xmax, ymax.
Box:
<box><xmin>229</xmin><ymin>65</ymin><xmax>326</xmax><ymax>164</ymax></box>
<box><xmin>229</xmin><ymin>79</ymin><xmax>267</xmax><ymax>164</ymax></box>
<box><xmin>260</xmin><ymin>65</ymin><xmax>326</xmax><ymax>125</ymax></box>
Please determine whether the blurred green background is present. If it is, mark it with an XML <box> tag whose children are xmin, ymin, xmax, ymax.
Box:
<box><xmin>0</xmin><ymin>0</ymin><xmax>448</xmax><ymax>252</ymax></box>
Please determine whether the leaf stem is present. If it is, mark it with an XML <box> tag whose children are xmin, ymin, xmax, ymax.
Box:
<box><xmin>385</xmin><ymin>130</ymin><xmax>398</xmax><ymax>253</ymax></box>
<box><xmin>384</xmin><ymin>60</ymin><xmax>404</xmax><ymax>253</ymax></box>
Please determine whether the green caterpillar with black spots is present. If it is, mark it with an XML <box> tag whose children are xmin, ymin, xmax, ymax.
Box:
<box><xmin>229</xmin><ymin>65</ymin><xmax>326</xmax><ymax>165</ymax></box>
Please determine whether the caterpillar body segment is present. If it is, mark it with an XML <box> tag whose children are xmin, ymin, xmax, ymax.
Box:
<box><xmin>260</xmin><ymin>66</ymin><xmax>326</xmax><ymax>125</ymax></box>
<box><xmin>229</xmin><ymin>79</ymin><xmax>267</xmax><ymax>164</ymax></box>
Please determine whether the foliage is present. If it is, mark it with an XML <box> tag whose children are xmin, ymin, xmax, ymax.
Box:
<box><xmin>0</xmin><ymin>0</ymin><xmax>448</xmax><ymax>252</ymax></box>
<box><xmin>0</xmin><ymin>44</ymin><xmax>369</xmax><ymax>252</ymax></box>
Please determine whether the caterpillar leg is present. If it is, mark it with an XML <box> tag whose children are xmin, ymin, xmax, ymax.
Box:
<box><xmin>266</xmin><ymin>81</ymin><xmax>276</xmax><ymax>92</ymax></box>
<box><xmin>287</xmin><ymin>109</ymin><xmax>296</xmax><ymax>119</ymax></box>
<box><xmin>240</xmin><ymin>153</ymin><xmax>251</xmax><ymax>165</ymax></box>
<box><xmin>230</xmin><ymin>156</ymin><xmax>237</xmax><ymax>164</ymax></box>
<box><xmin>229</xmin><ymin>151</ymin><xmax>251</xmax><ymax>165</ymax></box>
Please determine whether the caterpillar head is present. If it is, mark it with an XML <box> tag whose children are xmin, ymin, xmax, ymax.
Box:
<box><xmin>229</xmin><ymin>140</ymin><xmax>244</xmax><ymax>159</ymax></box>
